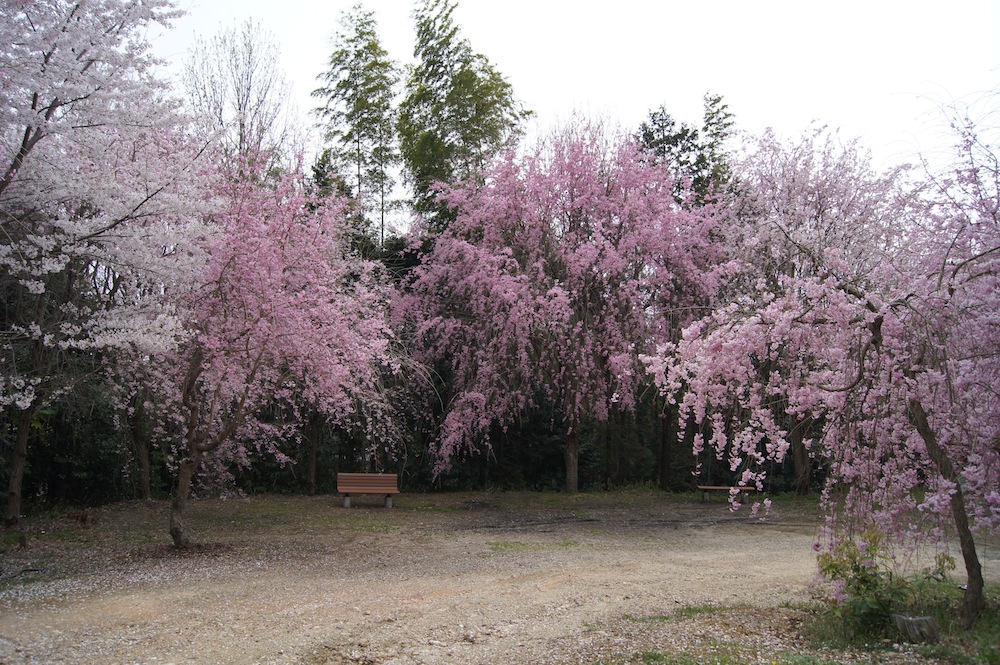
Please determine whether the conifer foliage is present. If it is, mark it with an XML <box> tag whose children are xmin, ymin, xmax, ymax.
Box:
<box><xmin>313</xmin><ymin>2</ymin><xmax>399</xmax><ymax>248</ymax></box>
<box><xmin>398</xmin><ymin>0</ymin><xmax>528</xmax><ymax>226</ymax></box>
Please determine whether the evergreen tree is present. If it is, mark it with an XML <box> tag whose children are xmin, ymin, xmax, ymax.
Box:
<box><xmin>638</xmin><ymin>92</ymin><xmax>734</xmax><ymax>204</ymax></box>
<box><xmin>700</xmin><ymin>92</ymin><xmax>735</xmax><ymax>187</ymax></box>
<box><xmin>398</xmin><ymin>0</ymin><xmax>528</xmax><ymax>228</ymax></box>
<box><xmin>313</xmin><ymin>3</ymin><xmax>399</xmax><ymax>249</ymax></box>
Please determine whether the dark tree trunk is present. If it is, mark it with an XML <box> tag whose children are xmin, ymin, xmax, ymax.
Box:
<box><xmin>658</xmin><ymin>403</ymin><xmax>677</xmax><ymax>491</ymax></box>
<box><xmin>908</xmin><ymin>399</ymin><xmax>984</xmax><ymax>628</ymax></box>
<box><xmin>564</xmin><ymin>429</ymin><xmax>579</xmax><ymax>494</ymax></box>
<box><xmin>305</xmin><ymin>411</ymin><xmax>321</xmax><ymax>496</ymax></box>
<box><xmin>128</xmin><ymin>392</ymin><xmax>152</xmax><ymax>501</ymax></box>
<box><xmin>791</xmin><ymin>415</ymin><xmax>813</xmax><ymax>496</ymax></box>
<box><xmin>169</xmin><ymin>451</ymin><xmax>201</xmax><ymax>548</ymax></box>
<box><xmin>602</xmin><ymin>423</ymin><xmax>611</xmax><ymax>490</ymax></box>
<box><xmin>4</xmin><ymin>408</ymin><xmax>36</xmax><ymax>527</ymax></box>
<box><xmin>615</xmin><ymin>414</ymin><xmax>627</xmax><ymax>486</ymax></box>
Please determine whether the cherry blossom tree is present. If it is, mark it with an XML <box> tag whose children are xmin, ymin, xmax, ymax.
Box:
<box><xmin>645</xmin><ymin>120</ymin><xmax>1000</xmax><ymax>627</ymax></box>
<box><xmin>149</xmin><ymin>164</ymin><xmax>400</xmax><ymax>547</ymax></box>
<box><xmin>0</xmin><ymin>0</ymin><xmax>206</xmax><ymax>526</ymax></box>
<box><xmin>400</xmin><ymin>122</ymin><xmax>721</xmax><ymax>492</ymax></box>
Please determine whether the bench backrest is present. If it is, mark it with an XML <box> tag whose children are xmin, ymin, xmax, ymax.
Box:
<box><xmin>337</xmin><ymin>472</ymin><xmax>399</xmax><ymax>494</ymax></box>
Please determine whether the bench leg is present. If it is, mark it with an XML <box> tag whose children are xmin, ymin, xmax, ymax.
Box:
<box><xmin>701</xmin><ymin>490</ymin><xmax>710</xmax><ymax>502</ymax></box>
<box><xmin>342</xmin><ymin>494</ymin><xmax>351</xmax><ymax>508</ymax></box>
<box><xmin>384</xmin><ymin>495</ymin><xmax>393</xmax><ymax>509</ymax></box>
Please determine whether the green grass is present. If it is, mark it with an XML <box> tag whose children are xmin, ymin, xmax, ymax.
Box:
<box><xmin>801</xmin><ymin>580</ymin><xmax>1000</xmax><ymax>664</ymax></box>
<box><xmin>639</xmin><ymin>652</ymin><xmax>695</xmax><ymax>664</ymax></box>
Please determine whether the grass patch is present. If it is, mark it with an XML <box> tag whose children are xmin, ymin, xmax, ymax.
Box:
<box><xmin>497</xmin><ymin>487</ymin><xmax>665</xmax><ymax>511</ymax></box>
<box><xmin>38</xmin><ymin>527</ymin><xmax>93</xmax><ymax>543</ymax></box>
<box><xmin>0</xmin><ymin>572</ymin><xmax>46</xmax><ymax>591</ymax></box>
<box><xmin>487</xmin><ymin>539</ymin><xmax>579</xmax><ymax>553</ymax></box>
<box><xmin>403</xmin><ymin>498</ymin><xmax>462</xmax><ymax>512</ymax></box>
<box><xmin>636</xmin><ymin>649</ymin><xmax>841</xmax><ymax>665</ymax></box>
<box><xmin>338</xmin><ymin>512</ymin><xmax>396</xmax><ymax>534</ymax></box>
<box><xmin>626</xmin><ymin>603</ymin><xmax>737</xmax><ymax>623</ymax></box>
<box><xmin>802</xmin><ymin>579</ymin><xmax>1000</xmax><ymax>664</ymax></box>
<box><xmin>241</xmin><ymin>499</ymin><xmax>298</xmax><ymax>517</ymax></box>
<box><xmin>639</xmin><ymin>652</ymin><xmax>696</xmax><ymax>664</ymax></box>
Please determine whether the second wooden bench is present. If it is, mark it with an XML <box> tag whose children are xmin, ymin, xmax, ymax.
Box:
<box><xmin>696</xmin><ymin>485</ymin><xmax>760</xmax><ymax>503</ymax></box>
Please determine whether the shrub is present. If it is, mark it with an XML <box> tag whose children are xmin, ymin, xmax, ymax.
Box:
<box><xmin>814</xmin><ymin>529</ymin><xmax>910</xmax><ymax>639</ymax></box>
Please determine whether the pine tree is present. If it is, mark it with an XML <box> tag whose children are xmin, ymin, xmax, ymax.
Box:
<box><xmin>313</xmin><ymin>3</ymin><xmax>399</xmax><ymax>249</ymax></box>
<box><xmin>398</xmin><ymin>0</ymin><xmax>528</xmax><ymax>228</ymax></box>
<box><xmin>638</xmin><ymin>92</ymin><xmax>734</xmax><ymax>204</ymax></box>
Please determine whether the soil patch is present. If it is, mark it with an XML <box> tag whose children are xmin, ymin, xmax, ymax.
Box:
<box><xmin>0</xmin><ymin>491</ymin><xmax>992</xmax><ymax>663</ymax></box>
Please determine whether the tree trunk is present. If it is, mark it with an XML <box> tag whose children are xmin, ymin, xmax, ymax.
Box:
<box><xmin>564</xmin><ymin>429</ymin><xmax>579</xmax><ymax>494</ymax></box>
<box><xmin>908</xmin><ymin>399</ymin><xmax>985</xmax><ymax>628</ymax></box>
<box><xmin>602</xmin><ymin>414</ymin><xmax>630</xmax><ymax>489</ymax></box>
<box><xmin>791</xmin><ymin>415</ymin><xmax>813</xmax><ymax>496</ymax></box>
<box><xmin>305</xmin><ymin>411</ymin><xmax>321</xmax><ymax>496</ymax></box>
<box><xmin>658</xmin><ymin>403</ymin><xmax>677</xmax><ymax>491</ymax></box>
<box><xmin>4</xmin><ymin>408</ymin><xmax>36</xmax><ymax>527</ymax></box>
<box><xmin>602</xmin><ymin>423</ymin><xmax>611</xmax><ymax>490</ymax></box>
<box><xmin>128</xmin><ymin>392</ymin><xmax>151</xmax><ymax>501</ymax></box>
<box><xmin>169</xmin><ymin>452</ymin><xmax>201</xmax><ymax>548</ymax></box>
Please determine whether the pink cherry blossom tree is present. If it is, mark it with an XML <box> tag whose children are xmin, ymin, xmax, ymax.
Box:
<box><xmin>645</xmin><ymin>119</ymin><xmax>1000</xmax><ymax>627</ymax></box>
<box><xmin>149</xmin><ymin>164</ymin><xmax>400</xmax><ymax>547</ymax></box>
<box><xmin>0</xmin><ymin>0</ymin><xmax>207</xmax><ymax>526</ymax></box>
<box><xmin>400</xmin><ymin>121</ymin><xmax>721</xmax><ymax>492</ymax></box>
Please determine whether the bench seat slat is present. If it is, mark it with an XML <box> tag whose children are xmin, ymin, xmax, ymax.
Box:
<box><xmin>696</xmin><ymin>484</ymin><xmax>761</xmax><ymax>503</ymax></box>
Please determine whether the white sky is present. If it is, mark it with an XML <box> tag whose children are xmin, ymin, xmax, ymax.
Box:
<box><xmin>151</xmin><ymin>0</ymin><xmax>1000</xmax><ymax>169</ymax></box>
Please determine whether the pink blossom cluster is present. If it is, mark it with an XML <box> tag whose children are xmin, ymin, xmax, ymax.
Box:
<box><xmin>644</xmin><ymin>123</ymin><xmax>1000</xmax><ymax>622</ymax></box>
<box><xmin>0</xmin><ymin>1</ymin><xmax>402</xmax><ymax>538</ymax></box>
<box><xmin>398</xmin><ymin>122</ymin><xmax>722</xmax><ymax>477</ymax></box>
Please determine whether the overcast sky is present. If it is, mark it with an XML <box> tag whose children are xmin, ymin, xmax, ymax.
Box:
<box><xmin>152</xmin><ymin>0</ymin><xmax>1000</xmax><ymax>169</ymax></box>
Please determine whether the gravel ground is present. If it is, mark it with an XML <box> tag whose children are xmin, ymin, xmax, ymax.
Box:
<box><xmin>0</xmin><ymin>492</ymin><xmax>994</xmax><ymax>664</ymax></box>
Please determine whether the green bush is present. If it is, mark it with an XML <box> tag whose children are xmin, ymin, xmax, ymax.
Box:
<box><xmin>815</xmin><ymin>529</ymin><xmax>910</xmax><ymax>639</ymax></box>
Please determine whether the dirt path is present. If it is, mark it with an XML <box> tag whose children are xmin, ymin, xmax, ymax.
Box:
<box><xmin>0</xmin><ymin>493</ymin><xmax>990</xmax><ymax>663</ymax></box>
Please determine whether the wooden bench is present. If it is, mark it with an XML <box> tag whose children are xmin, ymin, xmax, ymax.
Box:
<box><xmin>696</xmin><ymin>485</ymin><xmax>760</xmax><ymax>502</ymax></box>
<box><xmin>336</xmin><ymin>473</ymin><xmax>399</xmax><ymax>508</ymax></box>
